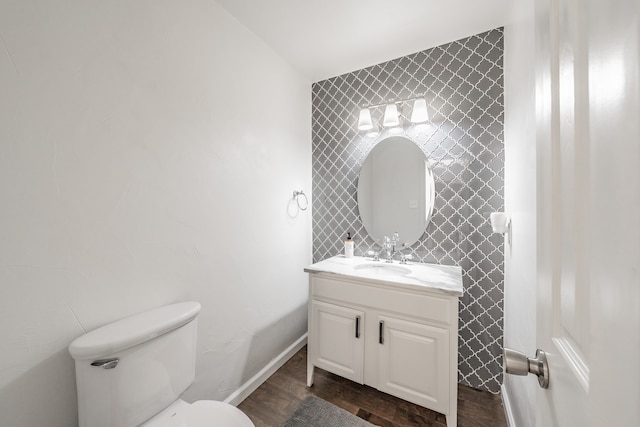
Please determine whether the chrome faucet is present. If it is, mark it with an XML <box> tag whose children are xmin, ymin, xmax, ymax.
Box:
<box><xmin>383</xmin><ymin>236</ymin><xmax>391</xmax><ymax>262</ymax></box>
<box><xmin>383</xmin><ymin>232</ymin><xmax>400</xmax><ymax>263</ymax></box>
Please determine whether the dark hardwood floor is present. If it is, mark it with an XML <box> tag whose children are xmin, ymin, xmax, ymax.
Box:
<box><xmin>238</xmin><ymin>346</ymin><xmax>508</xmax><ymax>427</ymax></box>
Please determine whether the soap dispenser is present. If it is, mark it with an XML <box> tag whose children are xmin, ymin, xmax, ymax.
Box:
<box><xmin>344</xmin><ymin>232</ymin><xmax>354</xmax><ymax>258</ymax></box>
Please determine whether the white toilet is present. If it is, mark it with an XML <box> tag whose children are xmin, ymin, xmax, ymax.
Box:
<box><xmin>68</xmin><ymin>302</ymin><xmax>255</xmax><ymax>427</ymax></box>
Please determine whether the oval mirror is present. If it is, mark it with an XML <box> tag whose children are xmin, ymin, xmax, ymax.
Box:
<box><xmin>357</xmin><ymin>136</ymin><xmax>435</xmax><ymax>247</ymax></box>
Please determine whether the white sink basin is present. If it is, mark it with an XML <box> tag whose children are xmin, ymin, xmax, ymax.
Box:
<box><xmin>353</xmin><ymin>262</ymin><xmax>411</xmax><ymax>276</ymax></box>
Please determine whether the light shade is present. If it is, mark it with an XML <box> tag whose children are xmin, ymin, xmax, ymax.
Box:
<box><xmin>382</xmin><ymin>103</ymin><xmax>400</xmax><ymax>127</ymax></box>
<box><xmin>358</xmin><ymin>108</ymin><xmax>373</xmax><ymax>130</ymax></box>
<box><xmin>411</xmin><ymin>98</ymin><xmax>429</xmax><ymax>123</ymax></box>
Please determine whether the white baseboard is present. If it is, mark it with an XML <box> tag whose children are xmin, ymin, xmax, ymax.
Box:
<box><xmin>224</xmin><ymin>333</ymin><xmax>308</xmax><ymax>406</ymax></box>
<box><xmin>501</xmin><ymin>383</ymin><xmax>517</xmax><ymax>427</ymax></box>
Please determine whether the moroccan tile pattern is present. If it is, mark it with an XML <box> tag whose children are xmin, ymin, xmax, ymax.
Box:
<box><xmin>311</xmin><ymin>29</ymin><xmax>504</xmax><ymax>393</ymax></box>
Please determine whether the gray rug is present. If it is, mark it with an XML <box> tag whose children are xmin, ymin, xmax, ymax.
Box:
<box><xmin>282</xmin><ymin>395</ymin><xmax>377</xmax><ymax>427</ymax></box>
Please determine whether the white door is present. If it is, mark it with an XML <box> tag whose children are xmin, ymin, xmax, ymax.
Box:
<box><xmin>309</xmin><ymin>300</ymin><xmax>365</xmax><ymax>384</ymax></box>
<box><xmin>535</xmin><ymin>0</ymin><xmax>640</xmax><ymax>426</ymax></box>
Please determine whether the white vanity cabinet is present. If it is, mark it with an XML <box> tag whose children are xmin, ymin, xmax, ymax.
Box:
<box><xmin>305</xmin><ymin>256</ymin><xmax>462</xmax><ymax>427</ymax></box>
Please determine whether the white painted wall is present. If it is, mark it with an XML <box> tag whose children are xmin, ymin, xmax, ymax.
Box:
<box><xmin>503</xmin><ymin>1</ymin><xmax>538</xmax><ymax>425</ymax></box>
<box><xmin>0</xmin><ymin>1</ymin><xmax>311</xmax><ymax>426</ymax></box>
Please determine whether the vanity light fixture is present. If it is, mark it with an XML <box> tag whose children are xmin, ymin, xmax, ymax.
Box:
<box><xmin>358</xmin><ymin>108</ymin><xmax>373</xmax><ymax>131</ymax></box>
<box><xmin>383</xmin><ymin>103</ymin><xmax>400</xmax><ymax>127</ymax></box>
<box><xmin>357</xmin><ymin>95</ymin><xmax>430</xmax><ymax>132</ymax></box>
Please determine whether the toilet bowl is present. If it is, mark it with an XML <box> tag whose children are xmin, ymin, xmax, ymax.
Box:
<box><xmin>68</xmin><ymin>302</ymin><xmax>255</xmax><ymax>427</ymax></box>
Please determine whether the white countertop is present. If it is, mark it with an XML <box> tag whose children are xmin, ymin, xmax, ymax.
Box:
<box><xmin>305</xmin><ymin>255</ymin><xmax>463</xmax><ymax>296</ymax></box>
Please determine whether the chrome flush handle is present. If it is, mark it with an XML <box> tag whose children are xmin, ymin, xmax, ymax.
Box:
<box><xmin>90</xmin><ymin>358</ymin><xmax>119</xmax><ymax>369</ymax></box>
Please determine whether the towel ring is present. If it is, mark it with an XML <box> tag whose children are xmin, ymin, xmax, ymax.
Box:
<box><xmin>293</xmin><ymin>190</ymin><xmax>308</xmax><ymax>211</ymax></box>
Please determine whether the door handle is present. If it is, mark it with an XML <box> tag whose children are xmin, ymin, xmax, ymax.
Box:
<box><xmin>379</xmin><ymin>320</ymin><xmax>384</xmax><ymax>344</ymax></box>
<box><xmin>503</xmin><ymin>348</ymin><xmax>549</xmax><ymax>388</ymax></box>
<box><xmin>355</xmin><ymin>316</ymin><xmax>360</xmax><ymax>339</ymax></box>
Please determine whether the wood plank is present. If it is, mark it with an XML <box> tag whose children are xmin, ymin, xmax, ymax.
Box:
<box><xmin>238</xmin><ymin>346</ymin><xmax>507</xmax><ymax>427</ymax></box>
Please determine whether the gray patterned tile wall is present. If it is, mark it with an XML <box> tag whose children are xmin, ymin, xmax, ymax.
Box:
<box><xmin>311</xmin><ymin>28</ymin><xmax>504</xmax><ymax>393</ymax></box>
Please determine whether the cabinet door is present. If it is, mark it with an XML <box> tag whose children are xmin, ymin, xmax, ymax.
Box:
<box><xmin>377</xmin><ymin>315</ymin><xmax>449</xmax><ymax>413</ymax></box>
<box><xmin>310</xmin><ymin>300</ymin><xmax>364</xmax><ymax>384</ymax></box>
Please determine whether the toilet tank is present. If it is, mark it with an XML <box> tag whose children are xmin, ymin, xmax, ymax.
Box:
<box><xmin>68</xmin><ymin>302</ymin><xmax>201</xmax><ymax>427</ymax></box>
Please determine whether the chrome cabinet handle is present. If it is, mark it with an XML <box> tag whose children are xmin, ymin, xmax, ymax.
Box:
<box><xmin>91</xmin><ymin>358</ymin><xmax>119</xmax><ymax>369</ymax></box>
<box><xmin>503</xmin><ymin>348</ymin><xmax>549</xmax><ymax>388</ymax></box>
<box><xmin>379</xmin><ymin>321</ymin><xmax>384</xmax><ymax>344</ymax></box>
<box><xmin>355</xmin><ymin>316</ymin><xmax>361</xmax><ymax>338</ymax></box>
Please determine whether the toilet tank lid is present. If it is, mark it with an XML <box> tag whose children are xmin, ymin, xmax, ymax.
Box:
<box><xmin>68</xmin><ymin>302</ymin><xmax>201</xmax><ymax>360</ymax></box>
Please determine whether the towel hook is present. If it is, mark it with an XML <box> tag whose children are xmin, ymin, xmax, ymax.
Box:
<box><xmin>293</xmin><ymin>190</ymin><xmax>308</xmax><ymax>211</ymax></box>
